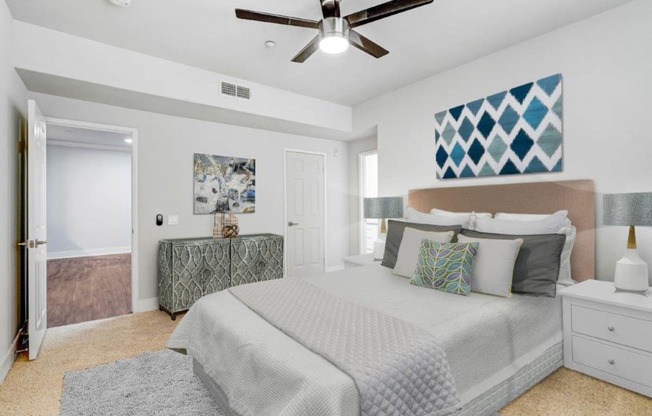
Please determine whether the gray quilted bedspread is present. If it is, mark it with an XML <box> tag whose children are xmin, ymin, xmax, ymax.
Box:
<box><xmin>229</xmin><ymin>278</ymin><xmax>461</xmax><ymax>416</ymax></box>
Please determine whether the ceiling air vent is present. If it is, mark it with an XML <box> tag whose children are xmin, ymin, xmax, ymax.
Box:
<box><xmin>221</xmin><ymin>82</ymin><xmax>251</xmax><ymax>100</ymax></box>
<box><xmin>236</xmin><ymin>86</ymin><xmax>251</xmax><ymax>100</ymax></box>
<box><xmin>221</xmin><ymin>82</ymin><xmax>236</xmax><ymax>97</ymax></box>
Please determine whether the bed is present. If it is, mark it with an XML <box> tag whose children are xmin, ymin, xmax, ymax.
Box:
<box><xmin>168</xmin><ymin>180</ymin><xmax>595</xmax><ymax>416</ymax></box>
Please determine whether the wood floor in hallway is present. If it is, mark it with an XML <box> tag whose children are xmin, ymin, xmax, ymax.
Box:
<box><xmin>47</xmin><ymin>253</ymin><xmax>132</xmax><ymax>328</ymax></box>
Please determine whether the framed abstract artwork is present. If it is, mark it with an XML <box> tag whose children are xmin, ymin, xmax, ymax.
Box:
<box><xmin>434</xmin><ymin>74</ymin><xmax>563</xmax><ymax>179</ymax></box>
<box><xmin>194</xmin><ymin>153</ymin><xmax>256</xmax><ymax>214</ymax></box>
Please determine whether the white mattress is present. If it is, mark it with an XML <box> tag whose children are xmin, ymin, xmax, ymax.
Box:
<box><xmin>168</xmin><ymin>263</ymin><xmax>562</xmax><ymax>415</ymax></box>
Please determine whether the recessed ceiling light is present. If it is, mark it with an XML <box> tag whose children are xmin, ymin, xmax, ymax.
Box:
<box><xmin>124</xmin><ymin>138</ymin><xmax>133</xmax><ymax>144</ymax></box>
<box><xmin>109</xmin><ymin>0</ymin><xmax>132</xmax><ymax>8</ymax></box>
<box><xmin>265</xmin><ymin>40</ymin><xmax>276</xmax><ymax>48</ymax></box>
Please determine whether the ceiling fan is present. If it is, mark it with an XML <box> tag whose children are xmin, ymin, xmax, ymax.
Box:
<box><xmin>235</xmin><ymin>0</ymin><xmax>434</xmax><ymax>63</ymax></box>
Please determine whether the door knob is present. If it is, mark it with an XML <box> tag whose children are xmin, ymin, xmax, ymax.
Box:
<box><xmin>288</xmin><ymin>222</ymin><xmax>299</xmax><ymax>227</ymax></box>
<box><xmin>17</xmin><ymin>240</ymin><xmax>47</xmax><ymax>248</ymax></box>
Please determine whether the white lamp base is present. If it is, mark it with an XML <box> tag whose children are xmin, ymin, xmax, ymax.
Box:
<box><xmin>614</xmin><ymin>249</ymin><xmax>649</xmax><ymax>292</ymax></box>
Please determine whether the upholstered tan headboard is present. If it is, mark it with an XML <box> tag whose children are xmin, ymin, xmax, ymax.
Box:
<box><xmin>408</xmin><ymin>180</ymin><xmax>595</xmax><ymax>281</ymax></box>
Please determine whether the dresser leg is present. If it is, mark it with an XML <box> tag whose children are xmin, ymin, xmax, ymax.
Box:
<box><xmin>159</xmin><ymin>305</ymin><xmax>179</xmax><ymax>321</ymax></box>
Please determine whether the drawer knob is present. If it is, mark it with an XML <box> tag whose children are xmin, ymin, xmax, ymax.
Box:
<box><xmin>608</xmin><ymin>326</ymin><xmax>615</xmax><ymax>332</ymax></box>
<box><xmin>608</xmin><ymin>359</ymin><xmax>615</xmax><ymax>365</ymax></box>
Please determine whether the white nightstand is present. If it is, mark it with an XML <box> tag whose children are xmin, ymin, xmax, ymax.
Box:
<box><xmin>343</xmin><ymin>253</ymin><xmax>379</xmax><ymax>269</ymax></box>
<box><xmin>560</xmin><ymin>280</ymin><xmax>652</xmax><ymax>398</ymax></box>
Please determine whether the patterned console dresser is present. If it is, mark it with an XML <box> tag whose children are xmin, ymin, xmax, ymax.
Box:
<box><xmin>158</xmin><ymin>233</ymin><xmax>284</xmax><ymax>319</ymax></box>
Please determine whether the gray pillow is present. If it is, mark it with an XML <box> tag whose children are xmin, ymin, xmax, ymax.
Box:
<box><xmin>382</xmin><ymin>220</ymin><xmax>462</xmax><ymax>269</ymax></box>
<box><xmin>460</xmin><ymin>229</ymin><xmax>566</xmax><ymax>297</ymax></box>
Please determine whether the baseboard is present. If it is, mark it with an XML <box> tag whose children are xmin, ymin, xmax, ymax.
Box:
<box><xmin>325</xmin><ymin>265</ymin><xmax>345</xmax><ymax>273</ymax></box>
<box><xmin>48</xmin><ymin>246</ymin><xmax>131</xmax><ymax>260</ymax></box>
<box><xmin>0</xmin><ymin>333</ymin><xmax>19</xmax><ymax>384</ymax></box>
<box><xmin>135</xmin><ymin>297</ymin><xmax>159</xmax><ymax>313</ymax></box>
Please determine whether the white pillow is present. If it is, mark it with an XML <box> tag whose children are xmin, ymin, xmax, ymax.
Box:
<box><xmin>557</xmin><ymin>225</ymin><xmax>577</xmax><ymax>285</ymax></box>
<box><xmin>494</xmin><ymin>211</ymin><xmax>572</xmax><ymax>227</ymax></box>
<box><xmin>474</xmin><ymin>210</ymin><xmax>569</xmax><ymax>235</ymax></box>
<box><xmin>393</xmin><ymin>228</ymin><xmax>455</xmax><ymax>278</ymax></box>
<box><xmin>405</xmin><ymin>207</ymin><xmax>469</xmax><ymax>226</ymax></box>
<box><xmin>430</xmin><ymin>208</ymin><xmax>493</xmax><ymax>219</ymax></box>
<box><xmin>457</xmin><ymin>235</ymin><xmax>524</xmax><ymax>297</ymax></box>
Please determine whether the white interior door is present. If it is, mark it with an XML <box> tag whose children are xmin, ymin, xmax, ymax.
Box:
<box><xmin>286</xmin><ymin>151</ymin><xmax>325</xmax><ymax>277</ymax></box>
<box><xmin>25</xmin><ymin>99</ymin><xmax>48</xmax><ymax>360</ymax></box>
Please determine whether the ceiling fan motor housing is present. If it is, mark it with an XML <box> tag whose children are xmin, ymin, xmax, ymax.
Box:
<box><xmin>319</xmin><ymin>17</ymin><xmax>350</xmax><ymax>40</ymax></box>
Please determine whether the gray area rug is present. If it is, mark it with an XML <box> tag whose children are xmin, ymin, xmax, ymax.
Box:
<box><xmin>60</xmin><ymin>350</ymin><xmax>225</xmax><ymax>416</ymax></box>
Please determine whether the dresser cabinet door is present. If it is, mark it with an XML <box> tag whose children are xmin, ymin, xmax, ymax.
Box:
<box><xmin>172</xmin><ymin>243</ymin><xmax>205</xmax><ymax>311</ymax></box>
<box><xmin>201</xmin><ymin>241</ymin><xmax>231</xmax><ymax>295</ymax></box>
<box><xmin>231</xmin><ymin>236</ymin><xmax>284</xmax><ymax>286</ymax></box>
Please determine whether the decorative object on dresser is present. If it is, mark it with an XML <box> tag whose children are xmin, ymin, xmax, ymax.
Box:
<box><xmin>364</xmin><ymin>196</ymin><xmax>404</xmax><ymax>259</ymax></box>
<box><xmin>158</xmin><ymin>234</ymin><xmax>283</xmax><ymax>320</ymax></box>
<box><xmin>213</xmin><ymin>213</ymin><xmax>223</xmax><ymax>238</ymax></box>
<box><xmin>434</xmin><ymin>73</ymin><xmax>563</xmax><ymax>179</ymax></box>
<box><xmin>213</xmin><ymin>213</ymin><xmax>239</xmax><ymax>238</ymax></box>
<box><xmin>561</xmin><ymin>280</ymin><xmax>652</xmax><ymax>398</ymax></box>
<box><xmin>603</xmin><ymin>192</ymin><xmax>652</xmax><ymax>292</ymax></box>
<box><xmin>194</xmin><ymin>153</ymin><xmax>256</xmax><ymax>214</ymax></box>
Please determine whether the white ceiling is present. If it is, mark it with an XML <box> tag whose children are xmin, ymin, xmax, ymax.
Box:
<box><xmin>47</xmin><ymin>124</ymin><xmax>133</xmax><ymax>149</ymax></box>
<box><xmin>7</xmin><ymin>0</ymin><xmax>632</xmax><ymax>105</ymax></box>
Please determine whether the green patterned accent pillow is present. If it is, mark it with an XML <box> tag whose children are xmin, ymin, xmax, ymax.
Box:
<box><xmin>410</xmin><ymin>240</ymin><xmax>479</xmax><ymax>296</ymax></box>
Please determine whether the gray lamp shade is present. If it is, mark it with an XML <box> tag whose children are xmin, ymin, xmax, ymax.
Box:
<box><xmin>364</xmin><ymin>197</ymin><xmax>403</xmax><ymax>219</ymax></box>
<box><xmin>603</xmin><ymin>193</ymin><xmax>652</xmax><ymax>226</ymax></box>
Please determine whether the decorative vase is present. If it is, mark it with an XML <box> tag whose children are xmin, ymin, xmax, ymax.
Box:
<box><xmin>213</xmin><ymin>213</ymin><xmax>223</xmax><ymax>239</ymax></box>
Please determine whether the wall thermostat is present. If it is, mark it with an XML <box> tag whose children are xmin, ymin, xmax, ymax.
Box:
<box><xmin>156</xmin><ymin>214</ymin><xmax>163</xmax><ymax>226</ymax></box>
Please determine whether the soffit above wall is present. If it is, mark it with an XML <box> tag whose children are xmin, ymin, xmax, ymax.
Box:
<box><xmin>20</xmin><ymin>70</ymin><xmax>376</xmax><ymax>142</ymax></box>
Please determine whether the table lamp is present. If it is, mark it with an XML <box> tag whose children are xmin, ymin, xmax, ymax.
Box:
<box><xmin>603</xmin><ymin>192</ymin><xmax>652</xmax><ymax>292</ymax></box>
<box><xmin>364</xmin><ymin>196</ymin><xmax>404</xmax><ymax>258</ymax></box>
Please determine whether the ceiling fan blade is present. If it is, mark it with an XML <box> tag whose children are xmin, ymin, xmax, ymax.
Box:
<box><xmin>348</xmin><ymin>30</ymin><xmax>389</xmax><ymax>59</ymax></box>
<box><xmin>345</xmin><ymin>0</ymin><xmax>433</xmax><ymax>28</ymax></box>
<box><xmin>320</xmin><ymin>0</ymin><xmax>341</xmax><ymax>18</ymax></box>
<box><xmin>291</xmin><ymin>36</ymin><xmax>321</xmax><ymax>63</ymax></box>
<box><xmin>235</xmin><ymin>9</ymin><xmax>320</xmax><ymax>29</ymax></box>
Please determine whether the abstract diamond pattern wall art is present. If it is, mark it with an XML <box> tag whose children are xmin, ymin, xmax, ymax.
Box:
<box><xmin>434</xmin><ymin>74</ymin><xmax>563</xmax><ymax>179</ymax></box>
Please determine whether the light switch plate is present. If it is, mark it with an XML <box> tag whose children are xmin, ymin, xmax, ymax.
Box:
<box><xmin>167</xmin><ymin>214</ymin><xmax>179</xmax><ymax>225</ymax></box>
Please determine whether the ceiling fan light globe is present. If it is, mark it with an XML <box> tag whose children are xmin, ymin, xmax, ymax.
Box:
<box><xmin>319</xmin><ymin>35</ymin><xmax>349</xmax><ymax>54</ymax></box>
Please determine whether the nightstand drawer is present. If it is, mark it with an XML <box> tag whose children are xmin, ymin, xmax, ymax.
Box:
<box><xmin>572</xmin><ymin>336</ymin><xmax>652</xmax><ymax>388</ymax></box>
<box><xmin>571</xmin><ymin>305</ymin><xmax>652</xmax><ymax>353</ymax></box>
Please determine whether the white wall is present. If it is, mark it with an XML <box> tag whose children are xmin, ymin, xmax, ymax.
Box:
<box><xmin>0</xmin><ymin>0</ymin><xmax>27</xmax><ymax>383</ymax></box>
<box><xmin>46</xmin><ymin>144</ymin><xmax>131</xmax><ymax>258</ymax></box>
<box><xmin>30</xmin><ymin>92</ymin><xmax>350</xmax><ymax>310</ymax></box>
<box><xmin>354</xmin><ymin>0</ymin><xmax>652</xmax><ymax>282</ymax></box>
<box><xmin>347</xmin><ymin>137</ymin><xmax>377</xmax><ymax>255</ymax></box>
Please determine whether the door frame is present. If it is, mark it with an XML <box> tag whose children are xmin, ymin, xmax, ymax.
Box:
<box><xmin>283</xmin><ymin>149</ymin><xmax>327</xmax><ymax>277</ymax></box>
<box><xmin>358</xmin><ymin>149</ymin><xmax>378</xmax><ymax>254</ymax></box>
<box><xmin>43</xmin><ymin>117</ymin><xmax>141</xmax><ymax>313</ymax></box>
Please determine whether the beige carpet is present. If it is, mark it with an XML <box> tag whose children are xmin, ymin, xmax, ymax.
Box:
<box><xmin>0</xmin><ymin>310</ymin><xmax>650</xmax><ymax>415</ymax></box>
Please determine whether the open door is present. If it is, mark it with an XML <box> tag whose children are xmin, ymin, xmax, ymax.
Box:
<box><xmin>21</xmin><ymin>99</ymin><xmax>48</xmax><ymax>360</ymax></box>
